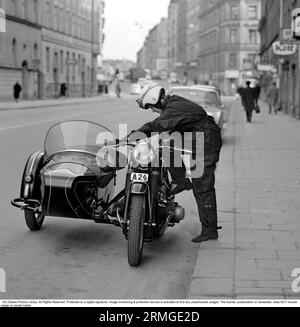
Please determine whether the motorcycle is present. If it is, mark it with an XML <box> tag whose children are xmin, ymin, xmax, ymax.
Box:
<box><xmin>11</xmin><ymin>120</ymin><xmax>186</xmax><ymax>266</ymax></box>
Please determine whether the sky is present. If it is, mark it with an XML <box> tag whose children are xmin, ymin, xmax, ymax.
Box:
<box><xmin>103</xmin><ymin>0</ymin><xmax>170</xmax><ymax>62</ymax></box>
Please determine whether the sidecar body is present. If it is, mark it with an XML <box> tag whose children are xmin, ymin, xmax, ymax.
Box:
<box><xmin>12</xmin><ymin>121</ymin><xmax>117</xmax><ymax>228</ymax></box>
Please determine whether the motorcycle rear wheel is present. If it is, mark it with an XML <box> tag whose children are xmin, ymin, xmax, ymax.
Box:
<box><xmin>127</xmin><ymin>195</ymin><xmax>145</xmax><ymax>267</ymax></box>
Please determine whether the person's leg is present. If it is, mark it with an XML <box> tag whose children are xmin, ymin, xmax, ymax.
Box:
<box><xmin>269</xmin><ymin>104</ymin><xmax>272</xmax><ymax>114</ymax></box>
<box><xmin>168</xmin><ymin>164</ymin><xmax>192</xmax><ymax>195</ymax></box>
<box><xmin>191</xmin><ymin>153</ymin><xmax>221</xmax><ymax>242</ymax></box>
<box><xmin>246</xmin><ymin>109</ymin><xmax>251</xmax><ymax>122</ymax></box>
<box><xmin>249</xmin><ymin>109</ymin><xmax>253</xmax><ymax>122</ymax></box>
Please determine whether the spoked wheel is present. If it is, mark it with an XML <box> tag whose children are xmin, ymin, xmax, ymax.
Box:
<box><xmin>127</xmin><ymin>195</ymin><xmax>145</xmax><ymax>267</ymax></box>
<box><xmin>24</xmin><ymin>209</ymin><xmax>45</xmax><ymax>231</ymax></box>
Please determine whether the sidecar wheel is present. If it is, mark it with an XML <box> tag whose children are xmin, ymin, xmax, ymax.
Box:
<box><xmin>24</xmin><ymin>209</ymin><xmax>45</xmax><ymax>231</ymax></box>
<box><xmin>127</xmin><ymin>195</ymin><xmax>145</xmax><ymax>267</ymax></box>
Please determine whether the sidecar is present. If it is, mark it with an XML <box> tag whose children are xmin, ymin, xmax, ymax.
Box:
<box><xmin>12</xmin><ymin>121</ymin><xmax>118</xmax><ymax>230</ymax></box>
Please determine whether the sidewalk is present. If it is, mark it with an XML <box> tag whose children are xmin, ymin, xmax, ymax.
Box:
<box><xmin>188</xmin><ymin>100</ymin><xmax>300</xmax><ymax>299</ymax></box>
<box><xmin>0</xmin><ymin>92</ymin><xmax>134</xmax><ymax>111</ymax></box>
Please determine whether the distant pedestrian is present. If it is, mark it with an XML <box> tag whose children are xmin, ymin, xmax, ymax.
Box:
<box><xmin>115</xmin><ymin>74</ymin><xmax>121</xmax><ymax>98</ymax></box>
<box><xmin>13</xmin><ymin>81</ymin><xmax>22</xmax><ymax>103</ymax></box>
<box><xmin>97</xmin><ymin>83</ymin><xmax>103</xmax><ymax>95</ymax></box>
<box><xmin>241</xmin><ymin>81</ymin><xmax>255</xmax><ymax>123</ymax></box>
<box><xmin>267</xmin><ymin>82</ymin><xmax>279</xmax><ymax>114</ymax></box>
<box><xmin>253</xmin><ymin>83</ymin><xmax>261</xmax><ymax>105</ymax></box>
<box><xmin>60</xmin><ymin>83</ymin><xmax>67</xmax><ymax>98</ymax></box>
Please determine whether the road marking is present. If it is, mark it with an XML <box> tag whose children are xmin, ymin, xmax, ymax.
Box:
<box><xmin>0</xmin><ymin>104</ymin><xmax>134</xmax><ymax>132</ymax></box>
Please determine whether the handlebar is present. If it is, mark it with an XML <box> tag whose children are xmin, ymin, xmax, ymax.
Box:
<box><xmin>103</xmin><ymin>141</ymin><xmax>193</xmax><ymax>154</ymax></box>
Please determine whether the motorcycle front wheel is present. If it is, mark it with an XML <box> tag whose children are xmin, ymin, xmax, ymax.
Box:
<box><xmin>127</xmin><ymin>195</ymin><xmax>145</xmax><ymax>267</ymax></box>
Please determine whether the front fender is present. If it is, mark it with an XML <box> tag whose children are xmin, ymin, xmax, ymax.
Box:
<box><xmin>130</xmin><ymin>182</ymin><xmax>148</xmax><ymax>195</ymax></box>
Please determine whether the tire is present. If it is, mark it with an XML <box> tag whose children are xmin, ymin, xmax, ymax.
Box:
<box><xmin>24</xmin><ymin>209</ymin><xmax>45</xmax><ymax>231</ymax></box>
<box><xmin>127</xmin><ymin>195</ymin><xmax>145</xmax><ymax>267</ymax></box>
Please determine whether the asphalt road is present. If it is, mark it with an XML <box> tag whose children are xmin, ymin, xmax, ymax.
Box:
<box><xmin>0</xmin><ymin>94</ymin><xmax>232</xmax><ymax>299</ymax></box>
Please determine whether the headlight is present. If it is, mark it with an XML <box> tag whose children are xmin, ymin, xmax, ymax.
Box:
<box><xmin>132</xmin><ymin>143</ymin><xmax>155</xmax><ymax>166</ymax></box>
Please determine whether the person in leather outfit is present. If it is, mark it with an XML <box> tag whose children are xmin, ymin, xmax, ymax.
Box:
<box><xmin>128</xmin><ymin>83</ymin><xmax>223</xmax><ymax>243</ymax></box>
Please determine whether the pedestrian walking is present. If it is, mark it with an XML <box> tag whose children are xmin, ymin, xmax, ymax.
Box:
<box><xmin>253</xmin><ymin>83</ymin><xmax>261</xmax><ymax>105</ymax></box>
<box><xmin>267</xmin><ymin>82</ymin><xmax>279</xmax><ymax>114</ymax></box>
<box><xmin>236</xmin><ymin>85</ymin><xmax>244</xmax><ymax>101</ymax></box>
<box><xmin>13</xmin><ymin>81</ymin><xmax>22</xmax><ymax>103</ymax></box>
<box><xmin>115</xmin><ymin>75</ymin><xmax>121</xmax><ymax>98</ymax></box>
<box><xmin>241</xmin><ymin>81</ymin><xmax>255</xmax><ymax>123</ymax></box>
<box><xmin>60</xmin><ymin>82</ymin><xmax>67</xmax><ymax>98</ymax></box>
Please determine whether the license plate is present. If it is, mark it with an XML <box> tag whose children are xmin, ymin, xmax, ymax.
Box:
<box><xmin>130</xmin><ymin>173</ymin><xmax>149</xmax><ymax>182</ymax></box>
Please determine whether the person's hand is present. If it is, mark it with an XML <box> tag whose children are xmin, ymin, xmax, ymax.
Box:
<box><xmin>103</xmin><ymin>139</ymin><xmax>119</xmax><ymax>147</ymax></box>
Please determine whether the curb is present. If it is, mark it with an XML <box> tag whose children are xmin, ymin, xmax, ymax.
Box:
<box><xmin>0</xmin><ymin>93</ymin><xmax>134</xmax><ymax>111</ymax></box>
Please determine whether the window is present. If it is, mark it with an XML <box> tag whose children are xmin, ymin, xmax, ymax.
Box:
<box><xmin>12</xmin><ymin>38</ymin><xmax>17</xmax><ymax>66</ymax></box>
<box><xmin>10</xmin><ymin>0</ymin><xmax>17</xmax><ymax>16</ymax></box>
<box><xmin>45</xmin><ymin>1</ymin><xmax>51</xmax><ymax>27</ymax></box>
<box><xmin>230</xmin><ymin>5</ymin><xmax>238</xmax><ymax>19</ymax></box>
<box><xmin>248</xmin><ymin>5</ymin><xmax>257</xmax><ymax>19</ymax></box>
<box><xmin>72</xmin><ymin>53</ymin><xmax>76</xmax><ymax>77</ymax></box>
<box><xmin>34</xmin><ymin>43</ymin><xmax>38</xmax><ymax>59</ymax></box>
<box><xmin>46</xmin><ymin>47</ymin><xmax>50</xmax><ymax>72</ymax></box>
<box><xmin>249</xmin><ymin>29</ymin><xmax>258</xmax><ymax>44</ymax></box>
<box><xmin>248</xmin><ymin>53</ymin><xmax>257</xmax><ymax>64</ymax></box>
<box><xmin>54</xmin><ymin>52</ymin><xmax>58</xmax><ymax>69</ymax></box>
<box><xmin>229</xmin><ymin>53</ymin><xmax>237</xmax><ymax>68</ymax></box>
<box><xmin>60</xmin><ymin>50</ymin><xmax>64</xmax><ymax>73</ymax></box>
<box><xmin>54</xmin><ymin>5</ymin><xmax>59</xmax><ymax>30</ymax></box>
<box><xmin>33</xmin><ymin>0</ymin><xmax>38</xmax><ymax>23</ymax></box>
<box><xmin>78</xmin><ymin>54</ymin><xmax>81</xmax><ymax>75</ymax></box>
<box><xmin>229</xmin><ymin>29</ymin><xmax>237</xmax><ymax>43</ymax></box>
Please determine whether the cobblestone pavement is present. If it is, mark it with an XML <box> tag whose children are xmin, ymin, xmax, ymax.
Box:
<box><xmin>189</xmin><ymin>99</ymin><xmax>300</xmax><ymax>299</ymax></box>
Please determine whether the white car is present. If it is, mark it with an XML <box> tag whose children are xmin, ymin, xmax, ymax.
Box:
<box><xmin>167</xmin><ymin>86</ymin><xmax>225</xmax><ymax>134</ymax></box>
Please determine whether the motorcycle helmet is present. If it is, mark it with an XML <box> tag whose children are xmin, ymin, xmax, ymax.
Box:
<box><xmin>136</xmin><ymin>83</ymin><xmax>165</xmax><ymax>110</ymax></box>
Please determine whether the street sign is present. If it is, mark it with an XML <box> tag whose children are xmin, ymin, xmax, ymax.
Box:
<box><xmin>272</xmin><ymin>41</ymin><xmax>297</xmax><ymax>56</ymax></box>
<box><xmin>0</xmin><ymin>8</ymin><xmax>6</xmax><ymax>33</ymax></box>
<box><xmin>257</xmin><ymin>64</ymin><xmax>277</xmax><ymax>73</ymax></box>
<box><xmin>282</xmin><ymin>29</ymin><xmax>293</xmax><ymax>41</ymax></box>
<box><xmin>292</xmin><ymin>8</ymin><xmax>300</xmax><ymax>40</ymax></box>
<box><xmin>66</xmin><ymin>59</ymin><xmax>77</xmax><ymax>65</ymax></box>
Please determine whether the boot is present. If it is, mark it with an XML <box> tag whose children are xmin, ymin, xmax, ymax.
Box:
<box><xmin>191</xmin><ymin>225</ymin><xmax>221</xmax><ymax>243</ymax></box>
<box><xmin>169</xmin><ymin>178</ymin><xmax>192</xmax><ymax>196</ymax></box>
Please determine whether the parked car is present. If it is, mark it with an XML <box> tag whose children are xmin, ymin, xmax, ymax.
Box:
<box><xmin>167</xmin><ymin>86</ymin><xmax>225</xmax><ymax>135</ymax></box>
<box><xmin>193</xmin><ymin>84</ymin><xmax>222</xmax><ymax>97</ymax></box>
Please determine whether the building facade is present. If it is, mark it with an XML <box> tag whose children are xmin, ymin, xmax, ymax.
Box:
<box><xmin>186</xmin><ymin>0</ymin><xmax>201</xmax><ymax>83</ymax></box>
<box><xmin>137</xmin><ymin>18</ymin><xmax>169</xmax><ymax>78</ymax></box>
<box><xmin>175</xmin><ymin>0</ymin><xmax>188</xmax><ymax>77</ymax></box>
<box><xmin>0</xmin><ymin>0</ymin><xmax>41</xmax><ymax>100</ymax></box>
<box><xmin>198</xmin><ymin>0</ymin><xmax>261</xmax><ymax>95</ymax></box>
<box><xmin>0</xmin><ymin>0</ymin><xmax>105</xmax><ymax>100</ymax></box>
<box><xmin>40</xmin><ymin>0</ymin><xmax>103</xmax><ymax>98</ymax></box>
<box><xmin>167</xmin><ymin>0</ymin><xmax>179</xmax><ymax>74</ymax></box>
<box><xmin>260</xmin><ymin>0</ymin><xmax>300</xmax><ymax>119</ymax></box>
